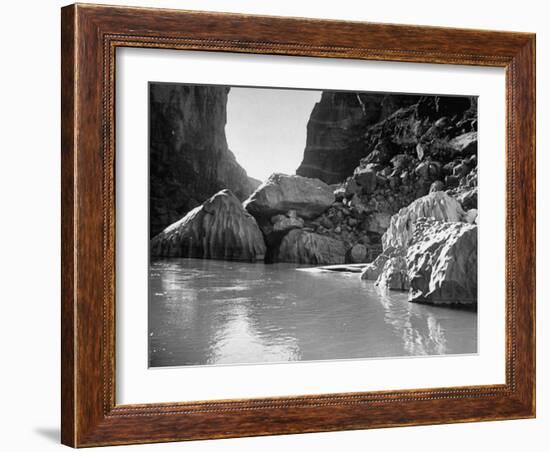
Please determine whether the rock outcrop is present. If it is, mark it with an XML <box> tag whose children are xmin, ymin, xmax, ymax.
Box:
<box><xmin>273</xmin><ymin>229</ymin><xmax>346</xmax><ymax>265</ymax></box>
<box><xmin>149</xmin><ymin>84</ymin><xmax>259</xmax><ymax>237</ymax></box>
<box><xmin>297</xmin><ymin>92</ymin><xmax>420</xmax><ymax>184</ymax></box>
<box><xmin>244</xmin><ymin>173</ymin><xmax>335</xmax><ymax>220</ymax></box>
<box><xmin>150</xmin><ymin>190</ymin><xmax>266</xmax><ymax>262</ymax></box>
<box><xmin>407</xmin><ymin>219</ymin><xmax>477</xmax><ymax>305</ymax></box>
<box><xmin>382</xmin><ymin>191</ymin><xmax>465</xmax><ymax>250</ymax></box>
<box><xmin>376</xmin><ymin>256</ymin><xmax>410</xmax><ymax>291</ymax></box>
<box><xmin>296</xmin><ymin>94</ymin><xmax>477</xmax><ymax>256</ymax></box>
<box><xmin>360</xmin><ymin>247</ymin><xmax>401</xmax><ymax>281</ymax></box>
<box><xmin>367</xmin><ymin>206</ymin><xmax>477</xmax><ymax>306</ymax></box>
<box><xmin>346</xmin><ymin>244</ymin><xmax>368</xmax><ymax>263</ymax></box>
<box><xmin>360</xmin><ymin>254</ymin><xmax>389</xmax><ymax>281</ymax></box>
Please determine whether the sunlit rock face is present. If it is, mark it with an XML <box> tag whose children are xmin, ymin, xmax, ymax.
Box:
<box><xmin>149</xmin><ymin>84</ymin><xmax>259</xmax><ymax>237</ymax></box>
<box><xmin>448</xmin><ymin>131</ymin><xmax>478</xmax><ymax>157</ymax></box>
<box><xmin>360</xmin><ymin>254</ymin><xmax>389</xmax><ymax>280</ymax></box>
<box><xmin>273</xmin><ymin>229</ymin><xmax>346</xmax><ymax>265</ymax></box>
<box><xmin>376</xmin><ymin>256</ymin><xmax>410</xmax><ymax>291</ymax></box>
<box><xmin>369</xmin><ymin>190</ymin><xmax>477</xmax><ymax>305</ymax></box>
<box><xmin>360</xmin><ymin>247</ymin><xmax>401</xmax><ymax>281</ymax></box>
<box><xmin>150</xmin><ymin>190</ymin><xmax>266</xmax><ymax>262</ymax></box>
<box><xmin>407</xmin><ymin>219</ymin><xmax>477</xmax><ymax>306</ymax></box>
<box><xmin>244</xmin><ymin>173</ymin><xmax>335</xmax><ymax>220</ymax></box>
<box><xmin>382</xmin><ymin>191</ymin><xmax>465</xmax><ymax>250</ymax></box>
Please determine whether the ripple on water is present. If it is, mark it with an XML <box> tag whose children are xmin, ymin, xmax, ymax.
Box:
<box><xmin>148</xmin><ymin>258</ymin><xmax>477</xmax><ymax>367</ymax></box>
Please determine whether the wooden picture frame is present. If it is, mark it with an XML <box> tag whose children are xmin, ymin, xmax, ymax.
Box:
<box><xmin>61</xmin><ymin>3</ymin><xmax>536</xmax><ymax>447</ymax></box>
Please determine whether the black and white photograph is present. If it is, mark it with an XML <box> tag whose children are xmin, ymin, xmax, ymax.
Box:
<box><xmin>148</xmin><ymin>82</ymin><xmax>479</xmax><ymax>368</ymax></box>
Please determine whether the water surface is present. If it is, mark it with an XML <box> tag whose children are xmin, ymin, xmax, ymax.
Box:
<box><xmin>149</xmin><ymin>258</ymin><xmax>477</xmax><ymax>367</ymax></box>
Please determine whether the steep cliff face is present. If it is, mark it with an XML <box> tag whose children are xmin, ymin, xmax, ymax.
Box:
<box><xmin>296</xmin><ymin>92</ymin><xmax>420</xmax><ymax>184</ymax></box>
<box><xmin>297</xmin><ymin>93</ymin><xmax>475</xmax><ymax>186</ymax></box>
<box><xmin>149</xmin><ymin>84</ymin><xmax>259</xmax><ymax>237</ymax></box>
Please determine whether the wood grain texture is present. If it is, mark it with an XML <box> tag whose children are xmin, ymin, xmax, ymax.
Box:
<box><xmin>61</xmin><ymin>3</ymin><xmax>536</xmax><ymax>447</ymax></box>
<box><xmin>60</xmin><ymin>5</ymin><xmax>76</xmax><ymax>447</ymax></box>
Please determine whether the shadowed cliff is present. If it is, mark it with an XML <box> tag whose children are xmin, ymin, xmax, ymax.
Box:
<box><xmin>149</xmin><ymin>83</ymin><xmax>259</xmax><ymax>237</ymax></box>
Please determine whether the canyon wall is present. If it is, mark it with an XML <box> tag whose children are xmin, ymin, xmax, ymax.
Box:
<box><xmin>149</xmin><ymin>84</ymin><xmax>259</xmax><ymax>237</ymax></box>
<box><xmin>296</xmin><ymin>92</ymin><xmax>420</xmax><ymax>184</ymax></box>
<box><xmin>151</xmin><ymin>87</ymin><xmax>479</xmax><ymax>305</ymax></box>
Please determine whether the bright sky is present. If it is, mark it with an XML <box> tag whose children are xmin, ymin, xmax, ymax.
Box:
<box><xmin>226</xmin><ymin>87</ymin><xmax>322</xmax><ymax>182</ymax></box>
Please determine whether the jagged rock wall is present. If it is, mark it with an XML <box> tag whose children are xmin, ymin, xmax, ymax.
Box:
<box><xmin>149</xmin><ymin>84</ymin><xmax>259</xmax><ymax>237</ymax></box>
<box><xmin>296</xmin><ymin>92</ymin><xmax>421</xmax><ymax>184</ymax></box>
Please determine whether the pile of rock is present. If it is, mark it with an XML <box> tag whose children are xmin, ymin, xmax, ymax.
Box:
<box><xmin>301</xmin><ymin>95</ymin><xmax>479</xmax><ymax>244</ymax></box>
<box><xmin>243</xmin><ymin>174</ymin><xmax>351</xmax><ymax>264</ymax></box>
<box><xmin>150</xmin><ymin>173</ymin><xmax>389</xmax><ymax>266</ymax></box>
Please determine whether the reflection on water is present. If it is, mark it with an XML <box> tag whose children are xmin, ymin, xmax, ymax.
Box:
<box><xmin>149</xmin><ymin>258</ymin><xmax>477</xmax><ymax>367</ymax></box>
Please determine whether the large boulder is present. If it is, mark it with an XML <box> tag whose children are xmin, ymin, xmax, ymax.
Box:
<box><xmin>150</xmin><ymin>189</ymin><xmax>266</xmax><ymax>261</ymax></box>
<box><xmin>456</xmin><ymin>187</ymin><xmax>478</xmax><ymax>210</ymax></box>
<box><xmin>449</xmin><ymin>131</ymin><xmax>477</xmax><ymax>157</ymax></box>
<box><xmin>271</xmin><ymin>210</ymin><xmax>304</xmax><ymax>233</ymax></box>
<box><xmin>376</xmin><ymin>256</ymin><xmax>410</xmax><ymax>291</ymax></box>
<box><xmin>260</xmin><ymin>210</ymin><xmax>305</xmax><ymax>250</ymax></box>
<box><xmin>464</xmin><ymin>209</ymin><xmax>478</xmax><ymax>224</ymax></box>
<box><xmin>360</xmin><ymin>253</ymin><xmax>389</xmax><ymax>280</ymax></box>
<box><xmin>353</xmin><ymin>166</ymin><xmax>377</xmax><ymax>193</ymax></box>
<box><xmin>346</xmin><ymin>244</ymin><xmax>367</xmax><ymax>263</ymax></box>
<box><xmin>429</xmin><ymin>180</ymin><xmax>445</xmax><ymax>193</ymax></box>
<box><xmin>382</xmin><ymin>191</ymin><xmax>465</xmax><ymax>250</ymax></box>
<box><xmin>407</xmin><ymin>219</ymin><xmax>477</xmax><ymax>306</ymax></box>
<box><xmin>244</xmin><ymin>173</ymin><xmax>335</xmax><ymax>220</ymax></box>
<box><xmin>273</xmin><ymin>229</ymin><xmax>346</xmax><ymax>265</ymax></box>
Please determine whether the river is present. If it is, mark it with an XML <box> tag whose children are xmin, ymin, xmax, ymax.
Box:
<box><xmin>149</xmin><ymin>258</ymin><xmax>477</xmax><ymax>367</ymax></box>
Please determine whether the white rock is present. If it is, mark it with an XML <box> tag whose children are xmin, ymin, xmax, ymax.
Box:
<box><xmin>244</xmin><ymin>173</ymin><xmax>334</xmax><ymax>220</ymax></box>
<box><xmin>382</xmin><ymin>191</ymin><xmax>466</xmax><ymax>250</ymax></box>
<box><xmin>151</xmin><ymin>189</ymin><xmax>266</xmax><ymax>261</ymax></box>
<box><xmin>375</xmin><ymin>256</ymin><xmax>410</xmax><ymax>291</ymax></box>
<box><xmin>360</xmin><ymin>253</ymin><xmax>389</xmax><ymax>280</ymax></box>
<box><xmin>464</xmin><ymin>209</ymin><xmax>478</xmax><ymax>224</ymax></box>
<box><xmin>407</xmin><ymin>218</ymin><xmax>477</xmax><ymax>305</ymax></box>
